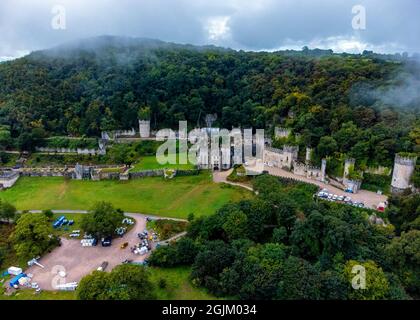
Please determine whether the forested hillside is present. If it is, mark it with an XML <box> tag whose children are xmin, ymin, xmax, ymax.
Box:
<box><xmin>0</xmin><ymin>36</ymin><xmax>419</xmax><ymax>168</ymax></box>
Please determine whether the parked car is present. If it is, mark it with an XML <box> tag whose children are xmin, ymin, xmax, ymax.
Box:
<box><xmin>101</xmin><ymin>237</ymin><xmax>112</xmax><ymax>247</ymax></box>
<box><xmin>97</xmin><ymin>261</ymin><xmax>108</xmax><ymax>272</ymax></box>
<box><xmin>120</xmin><ymin>242</ymin><xmax>129</xmax><ymax>249</ymax></box>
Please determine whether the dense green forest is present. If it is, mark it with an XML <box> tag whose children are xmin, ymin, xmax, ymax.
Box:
<box><xmin>149</xmin><ymin>175</ymin><xmax>420</xmax><ymax>300</ymax></box>
<box><xmin>0</xmin><ymin>36</ymin><xmax>419</xmax><ymax>168</ymax></box>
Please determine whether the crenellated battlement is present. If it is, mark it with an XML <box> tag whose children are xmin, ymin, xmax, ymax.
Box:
<box><xmin>275</xmin><ymin>127</ymin><xmax>291</xmax><ymax>139</ymax></box>
<box><xmin>344</xmin><ymin>158</ymin><xmax>356</xmax><ymax>165</ymax></box>
<box><xmin>265</xmin><ymin>146</ymin><xmax>283</xmax><ymax>154</ymax></box>
<box><xmin>283</xmin><ymin>145</ymin><xmax>299</xmax><ymax>154</ymax></box>
<box><xmin>395</xmin><ymin>154</ymin><xmax>417</xmax><ymax>166</ymax></box>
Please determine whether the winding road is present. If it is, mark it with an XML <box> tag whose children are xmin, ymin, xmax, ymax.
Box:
<box><xmin>213</xmin><ymin>167</ymin><xmax>388</xmax><ymax>210</ymax></box>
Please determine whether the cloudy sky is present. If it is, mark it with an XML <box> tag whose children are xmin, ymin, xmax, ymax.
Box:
<box><xmin>0</xmin><ymin>0</ymin><xmax>419</xmax><ymax>61</ymax></box>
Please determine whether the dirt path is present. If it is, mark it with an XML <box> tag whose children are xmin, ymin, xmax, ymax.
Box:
<box><xmin>18</xmin><ymin>210</ymin><xmax>187</xmax><ymax>222</ymax></box>
<box><xmin>213</xmin><ymin>169</ymin><xmax>254</xmax><ymax>191</ymax></box>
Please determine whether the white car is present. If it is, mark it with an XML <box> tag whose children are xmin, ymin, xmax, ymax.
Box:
<box><xmin>97</xmin><ymin>261</ymin><xmax>108</xmax><ymax>272</ymax></box>
<box><xmin>337</xmin><ymin>196</ymin><xmax>344</xmax><ymax>201</ymax></box>
<box><xmin>332</xmin><ymin>195</ymin><xmax>338</xmax><ymax>200</ymax></box>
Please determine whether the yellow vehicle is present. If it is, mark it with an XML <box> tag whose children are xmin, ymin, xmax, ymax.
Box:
<box><xmin>120</xmin><ymin>242</ymin><xmax>129</xmax><ymax>249</ymax></box>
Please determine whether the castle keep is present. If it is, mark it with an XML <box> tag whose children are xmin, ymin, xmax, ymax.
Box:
<box><xmin>391</xmin><ymin>154</ymin><xmax>417</xmax><ymax>193</ymax></box>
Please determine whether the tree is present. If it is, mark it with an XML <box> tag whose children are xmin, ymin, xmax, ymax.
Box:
<box><xmin>290</xmin><ymin>211</ymin><xmax>325</xmax><ymax>260</ymax></box>
<box><xmin>268</xmin><ymin>193</ymin><xmax>298</xmax><ymax>236</ymax></box>
<box><xmin>333</xmin><ymin>121</ymin><xmax>362</xmax><ymax>153</ymax></box>
<box><xmin>222</xmin><ymin>208</ymin><xmax>249</xmax><ymax>240</ymax></box>
<box><xmin>385</xmin><ymin>230</ymin><xmax>420</xmax><ymax>294</ymax></box>
<box><xmin>80</xmin><ymin>202</ymin><xmax>124</xmax><ymax>239</ymax></box>
<box><xmin>175</xmin><ymin>238</ymin><xmax>200</xmax><ymax>265</ymax></box>
<box><xmin>276</xmin><ymin>256</ymin><xmax>322</xmax><ymax>300</ymax></box>
<box><xmin>10</xmin><ymin>213</ymin><xmax>57</xmax><ymax>260</ymax></box>
<box><xmin>191</xmin><ymin>241</ymin><xmax>237</xmax><ymax>295</ymax></box>
<box><xmin>107</xmin><ymin>265</ymin><xmax>156</xmax><ymax>300</ymax></box>
<box><xmin>17</xmin><ymin>132</ymin><xmax>35</xmax><ymax>152</ymax></box>
<box><xmin>237</xmin><ymin>243</ymin><xmax>287</xmax><ymax>300</ymax></box>
<box><xmin>320</xmin><ymin>270</ymin><xmax>349</xmax><ymax>300</ymax></box>
<box><xmin>148</xmin><ymin>245</ymin><xmax>179</xmax><ymax>267</ymax></box>
<box><xmin>77</xmin><ymin>265</ymin><xmax>155</xmax><ymax>300</ymax></box>
<box><xmin>272</xmin><ymin>227</ymin><xmax>287</xmax><ymax>244</ymax></box>
<box><xmin>42</xmin><ymin>209</ymin><xmax>54</xmax><ymax>221</ymax></box>
<box><xmin>77</xmin><ymin>271</ymin><xmax>111</xmax><ymax>300</ymax></box>
<box><xmin>0</xmin><ymin>200</ymin><xmax>17</xmax><ymax>223</ymax></box>
<box><xmin>343</xmin><ymin>260</ymin><xmax>390</xmax><ymax>300</ymax></box>
<box><xmin>316</xmin><ymin>136</ymin><xmax>338</xmax><ymax>158</ymax></box>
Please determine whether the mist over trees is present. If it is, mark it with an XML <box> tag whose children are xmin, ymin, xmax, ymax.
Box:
<box><xmin>0</xmin><ymin>37</ymin><xmax>419</xmax><ymax>168</ymax></box>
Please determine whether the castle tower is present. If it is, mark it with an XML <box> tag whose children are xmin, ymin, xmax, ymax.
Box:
<box><xmin>343</xmin><ymin>158</ymin><xmax>356</xmax><ymax>179</ymax></box>
<box><xmin>321</xmin><ymin>159</ymin><xmax>327</xmax><ymax>182</ymax></box>
<box><xmin>283</xmin><ymin>145</ymin><xmax>299</xmax><ymax>169</ymax></box>
<box><xmin>305</xmin><ymin>147</ymin><xmax>312</xmax><ymax>164</ymax></box>
<box><xmin>139</xmin><ymin>120</ymin><xmax>151</xmax><ymax>138</ymax></box>
<box><xmin>391</xmin><ymin>154</ymin><xmax>417</xmax><ymax>193</ymax></box>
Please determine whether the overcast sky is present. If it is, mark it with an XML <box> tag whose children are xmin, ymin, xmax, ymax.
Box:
<box><xmin>0</xmin><ymin>0</ymin><xmax>419</xmax><ymax>61</ymax></box>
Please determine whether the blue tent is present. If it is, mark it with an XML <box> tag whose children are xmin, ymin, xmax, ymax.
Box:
<box><xmin>53</xmin><ymin>216</ymin><xmax>66</xmax><ymax>228</ymax></box>
<box><xmin>9</xmin><ymin>273</ymin><xmax>27</xmax><ymax>287</ymax></box>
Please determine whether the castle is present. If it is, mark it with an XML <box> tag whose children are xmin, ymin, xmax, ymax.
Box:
<box><xmin>264</xmin><ymin>146</ymin><xmax>327</xmax><ymax>182</ymax></box>
<box><xmin>342</xmin><ymin>158</ymin><xmax>362</xmax><ymax>193</ymax></box>
<box><xmin>391</xmin><ymin>154</ymin><xmax>417</xmax><ymax>193</ymax></box>
<box><xmin>264</xmin><ymin>146</ymin><xmax>299</xmax><ymax>170</ymax></box>
<box><xmin>0</xmin><ymin>170</ymin><xmax>20</xmax><ymax>190</ymax></box>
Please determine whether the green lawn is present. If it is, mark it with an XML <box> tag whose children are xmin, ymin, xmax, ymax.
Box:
<box><xmin>0</xmin><ymin>267</ymin><xmax>217</xmax><ymax>300</ymax></box>
<box><xmin>149</xmin><ymin>267</ymin><xmax>219</xmax><ymax>300</ymax></box>
<box><xmin>50</xmin><ymin>213</ymin><xmax>85</xmax><ymax>238</ymax></box>
<box><xmin>131</xmin><ymin>154</ymin><xmax>195</xmax><ymax>171</ymax></box>
<box><xmin>0</xmin><ymin>288</ymin><xmax>76</xmax><ymax>300</ymax></box>
<box><xmin>0</xmin><ymin>173</ymin><xmax>251</xmax><ymax>219</ymax></box>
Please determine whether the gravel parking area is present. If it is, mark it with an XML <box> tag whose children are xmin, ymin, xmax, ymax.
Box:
<box><xmin>25</xmin><ymin>213</ymin><xmax>149</xmax><ymax>291</ymax></box>
<box><xmin>214</xmin><ymin>167</ymin><xmax>388</xmax><ymax>210</ymax></box>
<box><xmin>265</xmin><ymin>167</ymin><xmax>388</xmax><ymax>210</ymax></box>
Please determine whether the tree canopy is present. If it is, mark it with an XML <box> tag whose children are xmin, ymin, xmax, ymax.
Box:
<box><xmin>80</xmin><ymin>202</ymin><xmax>125</xmax><ymax>238</ymax></box>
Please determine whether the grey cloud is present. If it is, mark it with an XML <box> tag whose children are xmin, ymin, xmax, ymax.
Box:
<box><xmin>0</xmin><ymin>0</ymin><xmax>419</xmax><ymax>60</ymax></box>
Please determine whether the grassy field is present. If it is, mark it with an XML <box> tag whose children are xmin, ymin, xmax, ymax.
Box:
<box><xmin>131</xmin><ymin>154</ymin><xmax>195</xmax><ymax>171</ymax></box>
<box><xmin>0</xmin><ymin>173</ymin><xmax>251</xmax><ymax>219</ymax></box>
<box><xmin>0</xmin><ymin>288</ymin><xmax>76</xmax><ymax>300</ymax></box>
<box><xmin>149</xmin><ymin>267</ymin><xmax>219</xmax><ymax>300</ymax></box>
<box><xmin>0</xmin><ymin>267</ymin><xmax>217</xmax><ymax>300</ymax></box>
